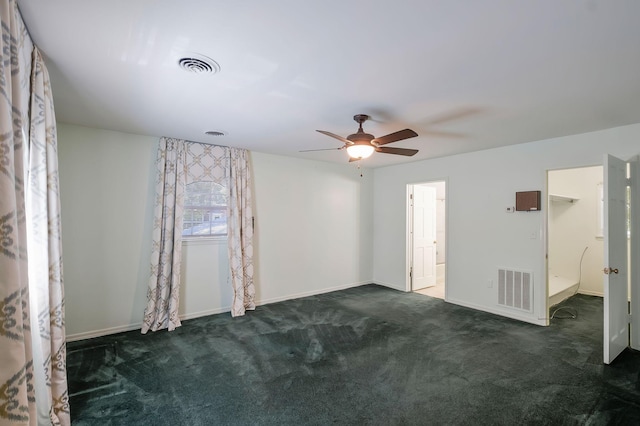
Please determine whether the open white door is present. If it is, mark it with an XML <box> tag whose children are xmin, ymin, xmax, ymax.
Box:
<box><xmin>630</xmin><ymin>157</ymin><xmax>640</xmax><ymax>351</ymax></box>
<box><xmin>412</xmin><ymin>185</ymin><xmax>437</xmax><ymax>290</ymax></box>
<box><xmin>603</xmin><ymin>154</ymin><xmax>629</xmax><ymax>364</ymax></box>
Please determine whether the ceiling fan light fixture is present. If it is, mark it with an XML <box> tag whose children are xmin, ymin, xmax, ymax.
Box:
<box><xmin>346</xmin><ymin>143</ymin><xmax>375</xmax><ymax>159</ymax></box>
<box><xmin>315</xmin><ymin>113</ymin><xmax>418</xmax><ymax>161</ymax></box>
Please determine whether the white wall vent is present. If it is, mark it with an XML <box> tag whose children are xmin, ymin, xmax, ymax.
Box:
<box><xmin>497</xmin><ymin>268</ymin><xmax>533</xmax><ymax>312</ymax></box>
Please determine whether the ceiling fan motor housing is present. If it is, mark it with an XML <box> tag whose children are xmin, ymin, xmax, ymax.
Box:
<box><xmin>347</xmin><ymin>132</ymin><xmax>375</xmax><ymax>145</ymax></box>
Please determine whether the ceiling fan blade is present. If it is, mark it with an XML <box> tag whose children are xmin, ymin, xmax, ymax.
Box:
<box><xmin>372</xmin><ymin>129</ymin><xmax>418</xmax><ymax>146</ymax></box>
<box><xmin>316</xmin><ymin>130</ymin><xmax>353</xmax><ymax>145</ymax></box>
<box><xmin>376</xmin><ymin>146</ymin><xmax>419</xmax><ymax>156</ymax></box>
<box><xmin>299</xmin><ymin>147</ymin><xmax>344</xmax><ymax>152</ymax></box>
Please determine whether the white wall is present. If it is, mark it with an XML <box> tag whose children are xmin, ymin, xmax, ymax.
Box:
<box><xmin>252</xmin><ymin>152</ymin><xmax>374</xmax><ymax>303</ymax></box>
<box><xmin>57</xmin><ymin>125</ymin><xmax>157</xmax><ymax>340</ymax></box>
<box><xmin>372</xmin><ymin>123</ymin><xmax>640</xmax><ymax>325</ymax></box>
<box><xmin>548</xmin><ymin>166</ymin><xmax>604</xmax><ymax>296</ymax></box>
<box><xmin>57</xmin><ymin>123</ymin><xmax>373</xmax><ymax>340</ymax></box>
<box><xmin>58</xmin><ymin>121</ymin><xmax>639</xmax><ymax>337</ymax></box>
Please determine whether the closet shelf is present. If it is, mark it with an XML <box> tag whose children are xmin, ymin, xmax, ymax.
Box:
<box><xmin>549</xmin><ymin>194</ymin><xmax>579</xmax><ymax>203</ymax></box>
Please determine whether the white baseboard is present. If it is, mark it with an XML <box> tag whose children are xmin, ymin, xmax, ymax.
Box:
<box><xmin>577</xmin><ymin>289</ymin><xmax>604</xmax><ymax>297</ymax></box>
<box><xmin>372</xmin><ymin>280</ymin><xmax>405</xmax><ymax>292</ymax></box>
<box><xmin>180</xmin><ymin>306</ymin><xmax>232</xmax><ymax>321</ymax></box>
<box><xmin>66</xmin><ymin>281</ymin><xmax>370</xmax><ymax>342</ymax></box>
<box><xmin>373</xmin><ymin>282</ymin><xmax>548</xmax><ymax>326</ymax></box>
<box><xmin>446</xmin><ymin>297</ymin><xmax>547</xmax><ymax>327</ymax></box>
<box><xmin>67</xmin><ymin>323</ymin><xmax>143</xmax><ymax>342</ymax></box>
<box><xmin>256</xmin><ymin>281</ymin><xmax>368</xmax><ymax>306</ymax></box>
<box><xmin>66</xmin><ymin>307</ymin><xmax>235</xmax><ymax>342</ymax></box>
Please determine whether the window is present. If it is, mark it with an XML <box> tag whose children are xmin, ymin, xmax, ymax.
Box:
<box><xmin>182</xmin><ymin>181</ymin><xmax>228</xmax><ymax>237</ymax></box>
<box><xmin>180</xmin><ymin>142</ymin><xmax>229</xmax><ymax>238</ymax></box>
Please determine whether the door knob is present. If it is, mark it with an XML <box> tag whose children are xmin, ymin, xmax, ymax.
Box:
<box><xmin>603</xmin><ymin>267</ymin><xmax>619</xmax><ymax>275</ymax></box>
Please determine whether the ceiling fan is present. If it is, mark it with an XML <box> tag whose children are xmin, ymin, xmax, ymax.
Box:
<box><xmin>302</xmin><ymin>114</ymin><xmax>419</xmax><ymax>161</ymax></box>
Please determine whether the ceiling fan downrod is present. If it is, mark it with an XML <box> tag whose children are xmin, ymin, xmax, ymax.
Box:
<box><xmin>353</xmin><ymin>114</ymin><xmax>369</xmax><ymax>130</ymax></box>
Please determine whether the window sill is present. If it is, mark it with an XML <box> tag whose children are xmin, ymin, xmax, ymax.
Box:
<box><xmin>182</xmin><ymin>236</ymin><xmax>227</xmax><ymax>246</ymax></box>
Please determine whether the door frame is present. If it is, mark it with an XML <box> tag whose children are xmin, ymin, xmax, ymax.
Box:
<box><xmin>406</xmin><ymin>179</ymin><xmax>448</xmax><ymax>298</ymax></box>
<box><xmin>545</xmin><ymin>163</ymin><xmax>603</xmax><ymax>324</ymax></box>
<box><xmin>629</xmin><ymin>156</ymin><xmax>640</xmax><ymax>350</ymax></box>
<box><xmin>545</xmin><ymin>156</ymin><xmax>640</xmax><ymax>361</ymax></box>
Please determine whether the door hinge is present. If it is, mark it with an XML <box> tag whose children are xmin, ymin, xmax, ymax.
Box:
<box><xmin>626</xmin><ymin>177</ymin><xmax>631</xmax><ymax>186</ymax></box>
<box><xmin>409</xmin><ymin>267</ymin><xmax>412</xmax><ymax>279</ymax></box>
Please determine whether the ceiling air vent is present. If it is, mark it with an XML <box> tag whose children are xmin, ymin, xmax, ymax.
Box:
<box><xmin>178</xmin><ymin>54</ymin><xmax>220</xmax><ymax>74</ymax></box>
<box><xmin>205</xmin><ymin>130</ymin><xmax>226</xmax><ymax>137</ymax></box>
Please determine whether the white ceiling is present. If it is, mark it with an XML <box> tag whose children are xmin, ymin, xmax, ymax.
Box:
<box><xmin>17</xmin><ymin>0</ymin><xmax>640</xmax><ymax>167</ymax></box>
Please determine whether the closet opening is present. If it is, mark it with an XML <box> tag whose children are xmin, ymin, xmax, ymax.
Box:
<box><xmin>547</xmin><ymin>166</ymin><xmax>604</xmax><ymax>319</ymax></box>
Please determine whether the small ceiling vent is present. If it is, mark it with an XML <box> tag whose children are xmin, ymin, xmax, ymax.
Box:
<box><xmin>178</xmin><ymin>55</ymin><xmax>220</xmax><ymax>74</ymax></box>
<box><xmin>205</xmin><ymin>130</ymin><xmax>226</xmax><ymax>137</ymax></box>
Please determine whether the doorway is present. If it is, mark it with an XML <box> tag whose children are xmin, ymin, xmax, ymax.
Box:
<box><xmin>408</xmin><ymin>181</ymin><xmax>446</xmax><ymax>299</ymax></box>
<box><xmin>547</xmin><ymin>166</ymin><xmax>604</xmax><ymax>318</ymax></box>
<box><xmin>548</xmin><ymin>156</ymin><xmax>640</xmax><ymax>364</ymax></box>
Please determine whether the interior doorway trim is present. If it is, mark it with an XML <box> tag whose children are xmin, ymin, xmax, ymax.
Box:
<box><xmin>406</xmin><ymin>179</ymin><xmax>448</xmax><ymax>300</ymax></box>
<box><xmin>546</xmin><ymin>158</ymin><xmax>640</xmax><ymax>361</ymax></box>
<box><xmin>545</xmin><ymin>164</ymin><xmax>604</xmax><ymax>325</ymax></box>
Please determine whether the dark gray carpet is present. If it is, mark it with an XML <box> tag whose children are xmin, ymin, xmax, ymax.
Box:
<box><xmin>67</xmin><ymin>285</ymin><xmax>640</xmax><ymax>425</ymax></box>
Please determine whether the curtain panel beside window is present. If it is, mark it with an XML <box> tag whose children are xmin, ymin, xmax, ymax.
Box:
<box><xmin>228</xmin><ymin>148</ymin><xmax>255</xmax><ymax>317</ymax></box>
<box><xmin>143</xmin><ymin>138</ymin><xmax>255</xmax><ymax>333</ymax></box>
<box><xmin>142</xmin><ymin>138</ymin><xmax>187</xmax><ymax>333</ymax></box>
<box><xmin>0</xmin><ymin>0</ymin><xmax>70</xmax><ymax>424</ymax></box>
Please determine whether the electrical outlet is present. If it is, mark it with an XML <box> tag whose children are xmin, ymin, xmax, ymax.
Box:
<box><xmin>488</xmin><ymin>279</ymin><xmax>493</xmax><ymax>288</ymax></box>
<box><xmin>529</xmin><ymin>230</ymin><xmax>538</xmax><ymax>239</ymax></box>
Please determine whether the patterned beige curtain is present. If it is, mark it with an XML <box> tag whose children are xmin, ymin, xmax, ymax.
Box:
<box><xmin>143</xmin><ymin>140</ymin><xmax>254</xmax><ymax>327</ymax></box>
<box><xmin>142</xmin><ymin>137</ymin><xmax>187</xmax><ymax>333</ymax></box>
<box><xmin>228</xmin><ymin>148</ymin><xmax>255</xmax><ymax>317</ymax></box>
<box><xmin>184</xmin><ymin>142</ymin><xmax>228</xmax><ymax>188</ymax></box>
<box><xmin>0</xmin><ymin>1</ymin><xmax>69</xmax><ymax>424</ymax></box>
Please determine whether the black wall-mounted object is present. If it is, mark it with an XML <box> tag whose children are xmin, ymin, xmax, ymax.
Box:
<box><xmin>516</xmin><ymin>191</ymin><xmax>541</xmax><ymax>211</ymax></box>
